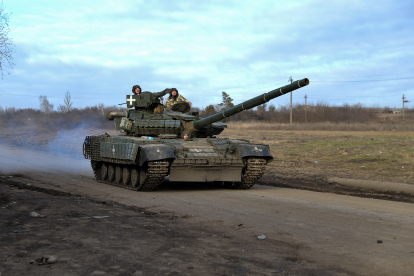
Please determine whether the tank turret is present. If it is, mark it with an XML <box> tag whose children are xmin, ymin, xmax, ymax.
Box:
<box><xmin>107</xmin><ymin>78</ymin><xmax>309</xmax><ymax>138</ymax></box>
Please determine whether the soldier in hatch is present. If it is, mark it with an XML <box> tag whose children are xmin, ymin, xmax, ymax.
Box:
<box><xmin>181</xmin><ymin>130</ymin><xmax>191</xmax><ymax>140</ymax></box>
<box><xmin>132</xmin><ymin>85</ymin><xmax>142</xmax><ymax>95</ymax></box>
<box><xmin>131</xmin><ymin>84</ymin><xmax>173</xmax><ymax>98</ymax></box>
<box><xmin>165</xmin><ymin>88</ymin><xmax>191</xmax><ymax>110</ymax></box>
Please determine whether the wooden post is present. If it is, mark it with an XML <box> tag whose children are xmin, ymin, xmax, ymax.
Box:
<box><xmin>289</xmin><ymin>76</ymin><xmax>293</xmax><ymax>124</ymax></box>
<box><xmin>305</xmin><ymin>94</ymin><xmax>307</xmax><ymax>123</ymax></box>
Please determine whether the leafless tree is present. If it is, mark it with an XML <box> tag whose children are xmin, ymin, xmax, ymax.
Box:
<box><xmin>0</xmin><ymin>3</ymin><xmax>14</xmax><ymax>77</ymax></box>
<box><xmin>98</xmin><ymin>102</ymin><xmax>105</xmax><ymax>115</ymax></box>
<box><xmin>256</xmin><ymin>102</ymin><xmax>268</xmax><ymax>113</ymax></box>
<box><xmin>64</xmin><ymin>91</ymin><xmax>73</xmax><ymax>111</ymax></box>
<box><xmin>39</xmin><ymin>95</ymin><xmax>54</xmax><ymax>114</ymax></box>
<box><xmin>58</xmin><ymin>91</ymin><xmax>73</xmax><ymax>112</ymax></box>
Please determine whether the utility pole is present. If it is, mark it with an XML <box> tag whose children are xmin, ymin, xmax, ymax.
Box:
<box><xmin>289</xmin><ymin>76</ymin><xmax>293</xmax><ymax>124</ymax></box>
<box><xmin>304</xmin><ymin>94</ymin><xmax>308</xmax><ymax>123</ymax></box>
<box><xmin>402</xmin><ymin>94</ymin><xmax>410</xmax><ymax>120</ymax></box>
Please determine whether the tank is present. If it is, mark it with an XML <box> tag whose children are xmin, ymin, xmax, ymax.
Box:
<box><xmin>83</xmin><ymin>78</ymin><xmax>310</xmax><ymax>191</ymax></box>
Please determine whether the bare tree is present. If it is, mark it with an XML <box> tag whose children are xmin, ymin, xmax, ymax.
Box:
<box><xmin>98</xmin><ymin>102</ymin><xmax>105</xmax><ymax>115</ymax></box>
<box><xmin>256</xmin><ymin>103</ymin><xmax>268</xmax><ymax>113</ymax></box>
<box><xmin>64</xmin><ymin>91</ymin><xmax>73</xmax><ymax>111</ymax></box>
<box><xmin>58</xmin><ymin>91</ymin><xmax>73</xmax><ymax>112</ymax></box>
<box><xmin>0</xmin><ymin>3</ymin><xmax>14</xmax><ymax>77</ymax></box>
<box><xmin>39</xmin><ymin>95</ymin><xmax>54</xmax><ymax>114</ymax></box>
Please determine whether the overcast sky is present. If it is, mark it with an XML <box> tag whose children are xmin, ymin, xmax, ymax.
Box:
<box><xmin>1</xmin><ymin>0</ymin><xmax>413</xmax><ymax>110</ymax></box>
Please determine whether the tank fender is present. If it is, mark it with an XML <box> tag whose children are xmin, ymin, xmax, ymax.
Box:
<box><xmin>138</xmin><ymin>144</ymin><xmax>176</xmax><ymax>166</ymax></box>
<box><xmin>236</xmin><ymin>144</ymin><xmax>273</xmax><ymax>161</ymax></box>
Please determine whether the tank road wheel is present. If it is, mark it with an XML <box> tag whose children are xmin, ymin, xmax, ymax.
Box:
<box><xmin>115</xmin><ymin>165</ymin><xmax>122</xmax><ymax>184</ymax></box>
<box><xmin>101</xmin><ymin>163</ymin><xmax>108</xmax><ymax>180</ymax></box>
<box><xmin>108</xmin><ymin>164</ymin><xmax>115</xmax><ymax>182</ymax></box>
<box><xmin>92</xmin><ymin>161</ymin><xmax>169</xmax><ymax>192</ymax></box>
<box><xmin>130</xmin><ymin>168</ymin><xmax>140</xmax><ymax>188</ymax></box>
<box><xmin>123</xmin><ymin>167</ymin><xmax>131</xmax><ymax>185</ymax></box>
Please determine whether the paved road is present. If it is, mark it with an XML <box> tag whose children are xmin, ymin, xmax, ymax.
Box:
<box><xmin>9</xmin><ymin>170</ymin><xmax>414</xmax><ymax>276</ymax></box>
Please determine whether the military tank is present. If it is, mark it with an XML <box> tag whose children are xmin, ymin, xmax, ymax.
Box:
<box><xmin>83</xmin><ymin>78</ymin><xmax>309</xmax><ymax>191</ymax></box>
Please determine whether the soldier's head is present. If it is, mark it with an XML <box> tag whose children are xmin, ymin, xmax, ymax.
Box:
<box><xmin>132</xmin><ymin>85</ymin><xmax>141</xmax><ymax>95</ymax></box>
<box><xmin>181</xmin><ymin>130</ymin><xmax>190</xmax><ymax>140</ymax></box>
<box><xmin>171</xmin><ymin>88</ymin><xmax>178</xmax><ymax>97</ymax></box>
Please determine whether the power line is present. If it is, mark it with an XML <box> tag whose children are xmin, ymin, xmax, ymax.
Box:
<box><xmin>311</xmin><ymin>72</ymin><xmax>414</xmax><ymax>79</ymax></box>
<box><xmin>213</xmin><ymin>74</ymin><xmax>414</xmax><ymax>90</ymax></box>
<box><xmin>304</xmin><ymin>97</ymin><xmax>349</xmax><ymax>101</ymax></box>
<box><xmin>208</xmin><ymin>75</ymin><xmax>414</xmax><ymax>92</ymax></box>
<box><xmin>312</xmin><ymin>76</ymin><xmax>414</xmax><ymax>82</ymax></box>
<box><xmin>179</xmin><ymin>78</ymin><xmax>289</xmax><ymax>93</ymax></box>
<box><xmin>0</xmin><ymin>93</ymin><xmax>118</xmax><ymax>100</ymax></box>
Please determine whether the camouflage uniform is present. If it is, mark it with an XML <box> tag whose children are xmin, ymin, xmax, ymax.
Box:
<box><xmin>165</xmin><ymin>92</ymin><xmax>189</xmax><ymax>110</ymax></box>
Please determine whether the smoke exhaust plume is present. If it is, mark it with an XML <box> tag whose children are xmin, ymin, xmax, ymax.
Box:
<box><xmin>0</xmin><ymin>124</ymin><xmax>108</xmax><ymax>174</ymax></box>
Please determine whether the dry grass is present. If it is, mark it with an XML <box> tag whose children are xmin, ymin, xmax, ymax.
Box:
<box><xmin>220</xmin><ymin>129</ymin><xmax>414</xmax><ymax>185</ymax></box>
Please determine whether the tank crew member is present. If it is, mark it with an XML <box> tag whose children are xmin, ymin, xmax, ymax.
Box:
<box><xmin>165</xmin><ymin>89</ymin><xmax>191</xmax><ymax>110</ymax></box>
<box><xmin>181</xmin><ymin>130</ymin><xmax>191</xmax><ymax>140</ymax></box>
<box><xmin>132</xmin><ymin>84</ymin><xmax>142</xmax><ymax>95</ymax></box>
<box><xmin>131</xmin><ymin>85</ymin><xmax>173</xmax><ymax>98</ymax></box>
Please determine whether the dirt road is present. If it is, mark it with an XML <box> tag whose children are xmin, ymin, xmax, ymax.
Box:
<box><xmin>2</xmin><ymin>169</ymin><xmax>413</xmax><ymax>276</ymax></box>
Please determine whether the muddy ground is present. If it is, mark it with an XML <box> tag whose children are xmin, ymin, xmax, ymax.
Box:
<box><xmin>0</xmin><ymin>177</ymin><xmax>349</xmax><ymax>276</ymax></box>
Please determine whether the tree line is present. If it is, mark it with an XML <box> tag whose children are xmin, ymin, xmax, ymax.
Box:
<box><xmin>197</xmin><ymin>92</ymin><xmax>413</xmax><ymax>124</ymax></box>
<box><xmin>1</xmin><ymin>91</ymin><xmax>412</xmax><ymax>132</ymax></box>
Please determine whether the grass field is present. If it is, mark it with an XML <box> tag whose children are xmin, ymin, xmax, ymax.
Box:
<box><xmin>223</xmin><ymin>125</ymin><xmax>414</xmax><ymax>185</ymax></box>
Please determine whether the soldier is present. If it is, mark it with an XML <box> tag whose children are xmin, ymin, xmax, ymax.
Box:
<box><xmin>132</xmin><ymin>85</ymin><xmax>142</xmax><ymax>95</ymax></box>
<box><xmin>165</xmin><ymin>88</ymin><xmax>191</xmax><ymax>110</ymax></box>
<box><xmin>131</xmin><ymin>85</ymin><xmax>172</xmax><ymax>98</ymax></box>
<box><xmin>181</xmin><ymin>130</ymin><xmax>191</xmax><ymax>140</ymax></box>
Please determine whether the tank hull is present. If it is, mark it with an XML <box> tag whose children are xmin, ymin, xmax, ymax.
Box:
<box><xmin>83</xmin><ymin>135</ymin><xmax>273</xmax><ymax>191</ymax></box>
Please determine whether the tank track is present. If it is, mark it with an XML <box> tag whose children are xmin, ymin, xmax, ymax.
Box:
<box><xmin>90</xmin><ymin>160</ymin><xmax>169</xmax><ymax>191</ymax></box>
<box><xmin>139</xmin><ymin>161</ymin><xmax>170</xmax><ymax>191</ymax></box>
<box><xmin>234</xmin><ymin>158</ymin><xmax>267</xmax><ymax>189</ymax></box>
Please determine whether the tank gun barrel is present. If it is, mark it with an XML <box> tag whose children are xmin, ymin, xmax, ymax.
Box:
<box><xmin>190</xmin><ymin>78</ymin><xmax>309</xmax><ymax>131</ymax></box>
